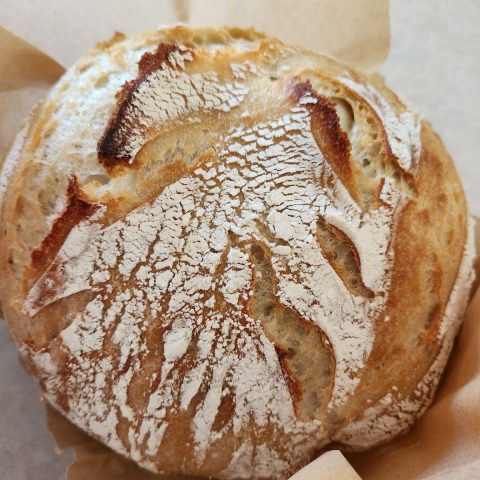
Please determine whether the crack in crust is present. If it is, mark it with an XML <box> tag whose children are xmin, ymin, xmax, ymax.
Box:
<box><xmin>246</xmin><ymin>240</ymin><xmax>335</xmax><ymax>421</ymax></box>
<box><xmin>28</xmin><ymin>176</ymin><xmax>99</xmax><ymax>288</ymax></box>
<box><xmin>316</xmin><ymin>216</ymin><xmax>375</xmax><ymax>299</ymax></box>
<box><xmin>98</xmin><ymin>43</ymin><xmax>188</xmax><ymax>168</ymax></box>
<box><xmin>287</xmin><ymin>79</ymin><xmax>360</xmax><ymax>205</ymax></box>
<box><xmin>97</xmin><ymin>41</ymin><xmax>248</xmax><ymax>172</ymax></box>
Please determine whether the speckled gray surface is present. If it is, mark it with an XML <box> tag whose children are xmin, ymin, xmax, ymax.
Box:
<box><xmin>1</xmin><ymin>2</ymin><xmax>479</xmax><ymax>479</ymax></box>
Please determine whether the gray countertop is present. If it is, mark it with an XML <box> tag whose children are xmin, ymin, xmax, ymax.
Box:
<box><xmin>1</xmin><ymin>1</ymin><xmax>479</xmax><ymax>479</ymax></box>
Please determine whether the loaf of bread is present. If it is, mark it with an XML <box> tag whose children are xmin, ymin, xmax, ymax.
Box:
<box><xmin>0</xmin><ymin>27</ymin><xmax>475</xmax><ymax>479</ymax></box>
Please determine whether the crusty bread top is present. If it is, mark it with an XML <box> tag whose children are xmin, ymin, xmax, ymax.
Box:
<box><xmin>0</xmin><ymin>26</ymin><xmax>475</xmax><ymax>479</ymax></box>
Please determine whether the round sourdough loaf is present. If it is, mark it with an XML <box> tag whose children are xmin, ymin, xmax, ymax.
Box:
<box><xmin>0</xmin><ymin>26</ymin><xmax>476</xmax><ymax>479</ymax></box>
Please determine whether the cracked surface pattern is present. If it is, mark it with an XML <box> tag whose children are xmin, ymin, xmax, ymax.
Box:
<box><xmin>0</xmin><ymin>27</ymin><xmax>475</xmax><ymax>480</ymax></box>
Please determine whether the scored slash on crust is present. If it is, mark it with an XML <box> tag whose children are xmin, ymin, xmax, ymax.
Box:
<box><xmin>97</xmin><ymin>43</ymin><xmax>189</xmax><ymax>168</ymax></box>
<box><xmin>96</xmin><ymin>41</ymin><xmax>248</xmax><ymax>171</ymax></box>
<box><xmin>13</xmin><ymin>27</ymin><xmax>469</xmax><ymax>480</ymax></box>
<box><xmin>27</xmin><ymin>176</ymin><xmax>100</xmax><ymax>289</ymax></box>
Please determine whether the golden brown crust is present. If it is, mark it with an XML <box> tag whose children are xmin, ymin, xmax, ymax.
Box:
<box><xmin>0</xmin><ymin>26</ymin><xmax>474</xmax><ymax>480</ymax></box>
<box><xmin>333</xmin><ymin>122</ymin><xmax>468</xmax><ymax>436</ymax></box>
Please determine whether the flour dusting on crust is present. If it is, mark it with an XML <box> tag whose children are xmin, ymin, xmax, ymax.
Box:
<box><xmin>333</xmin><ymin>216</ymin><xmax>476</xmax><ymax>447</ymax></box>
<box><xmin>13</xmin><ymin>28</ymin><xmax>473</xmax><ymax>480</ymax></box>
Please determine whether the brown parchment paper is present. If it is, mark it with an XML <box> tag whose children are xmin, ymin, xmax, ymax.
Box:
<box><xmin>1</xmin><ymin>0</ymin><xmax>479</xmax><ymax>479</ymax></box>
<box><xmin>0</xmin><ymin>0</ymin><xmax>389</xmax><ymax>71</ymax></box>
<box><xmin>0</xmin><ymin>27</ymin><xmax>64</xmax><ymax>159</ymax></box>
<box><xmin>177</xmin><ymin>0</ymin><xmax>389</xmax><ymax>72</ymax></box>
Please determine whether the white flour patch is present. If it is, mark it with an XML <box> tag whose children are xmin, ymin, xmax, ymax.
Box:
<box><xmin>19</xmin><ymin>32</ymin><xmax>466</xmax><ymax>480</ymax></box>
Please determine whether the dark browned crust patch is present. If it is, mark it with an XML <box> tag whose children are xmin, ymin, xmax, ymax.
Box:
<box><xmin>97</xmin><ymin>43</ymin><xmax>193</xmax><ymax>169</ymax></box>
<box><xmin>286</xmin><ymin>78</ymin><xmax>365</xmax><ymax>208</ymax></box>
<box><xmin>137</xmin><ymin>43</ymin><xmax>180</xmax><ymax>75</ymax></box>
<box><xmin>286</xmin><ymin>77</ymin><xmax>419</xmax><ymax>209</ymax></box>
<box><xmin>27</xmin><ymin>176</ymin><xmax>99</xmax><ymax>288</ymax></box>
